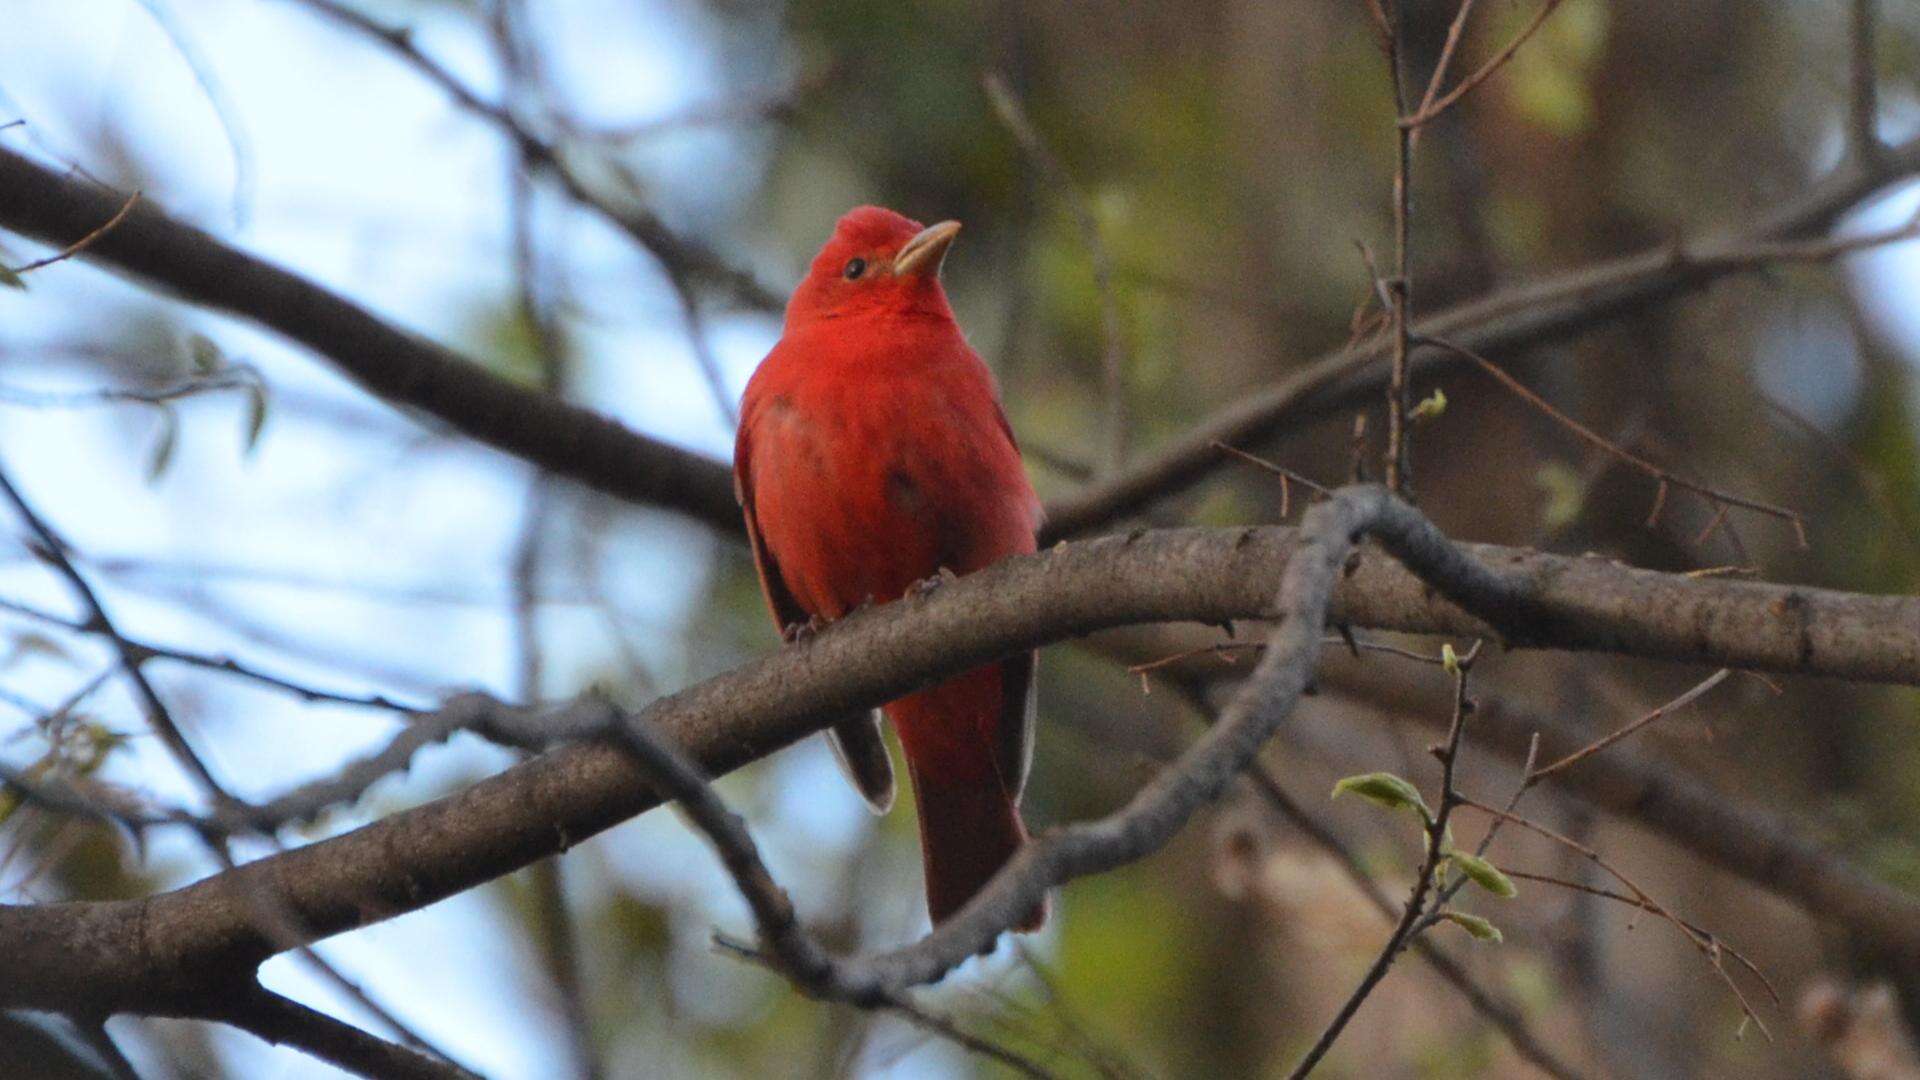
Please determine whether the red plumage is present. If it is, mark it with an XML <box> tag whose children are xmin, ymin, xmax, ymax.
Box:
<box><xmin>735</xmin><ymin>206</ymin><xmax>1045</xmax><ymax>932</ymax></box>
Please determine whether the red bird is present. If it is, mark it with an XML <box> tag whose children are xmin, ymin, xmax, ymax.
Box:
<box><xmin>735</xmin><ymin>206</ymin><xmax>1044</xmax><ymax>931</ymax></box>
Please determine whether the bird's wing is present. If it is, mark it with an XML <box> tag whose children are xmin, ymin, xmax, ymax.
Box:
<box><xmin>735</xmin><ymin>437</ymin><xmax>897</xmax><ymax>814</ymax></box>
<box><xmin>995</xmin><ymin>651</ymin><xmax>1038</xmax><ymax>802</ymax></box>
<box><xmin>977</xmin><ymin>386</ymin><xmax>1038</xmax><ymax>798</ymax></box>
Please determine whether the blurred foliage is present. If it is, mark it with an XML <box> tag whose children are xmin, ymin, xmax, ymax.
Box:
<box><xmin>6</xmin><ymin>0</ymin><xmax>1920</xmax><ymax>1077</ymax></box>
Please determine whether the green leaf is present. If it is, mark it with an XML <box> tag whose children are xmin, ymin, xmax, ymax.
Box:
<box><xmin>0</xmin><ymin>262</ymin><xmax>24</xmax><ymax>290</ymax></box>
<box><xmin>0</xmin><ymin>756</ymin><xmax>50</xmax><ymax>827</ymax></box>
<box><xmin>1441</xmin><ymin>642</ymin><xmax>1460</xmax><ymax>676</ymax></box>
<box><xmin>1408</xmin><ymin>388</ymin><xmax>1447</xmax><ymax>424</ymax></box>
<box><xmin>1447</xmin><ymin>851</ymin><xmax>1519</xmax><ymax>898</ymax></box>
<box><xmin>1440</xmin><ymin>910</ymin><xmax>1503</xmax><ymax>943</ymax></box>
<box><xmin>1331</xmin><ymin>771</ymin><xmax>1432</xmax><ymax>821</ymax></box>
<box><xmin>242</xmin><ymin>380</ymin><xmax>269</xmax><ymax>455</ymax></box>
<box><xmin>1</xmin><ymin>630</ymin><xmax>72</xmax><ymax>668</ymax></box>
<box><xmin>1534</xmin><ymin>461</ymin><xmax>1585</xmax><ymax>530</ymax></box>
<box><xmin>72</xmin><ymin>722</ymin><xmax>130</xmax><ymax>773</ymax></box>
<box><xmin>187</xmin><ymin>333</ymin><xmax>225</xmax><ymax>374</ymax></box>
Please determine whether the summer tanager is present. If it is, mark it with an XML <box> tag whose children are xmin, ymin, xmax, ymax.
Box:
<box><xmin>735</xmin><ymin>206</ymin><xmax>1044</xmax><ymax>931</ymax></box>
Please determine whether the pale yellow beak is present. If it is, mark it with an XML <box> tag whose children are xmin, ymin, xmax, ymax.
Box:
<box><xmin>892</xmin><ymin>220</ymin><xmax>961</xmax><ymax>278</ymax></box>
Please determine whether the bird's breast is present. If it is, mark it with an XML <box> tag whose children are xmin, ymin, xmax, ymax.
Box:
<box><xmin>745</xmin><ymin>366</ymin><xmax>1035</xmax><ymax>620</ymax></box>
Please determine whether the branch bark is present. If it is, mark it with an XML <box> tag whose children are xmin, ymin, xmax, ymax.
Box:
<box><xmin>215</xmin><ymin>988</ymin><xmax>477</xmax><ymax>1080</ymax></box>
<box><xmin>6</xmin><ymin>134</ymin><xmax>1919</xmax><ymax>547</ymax></box>
<box><xmin>0</xmin><ymin>145</ymin><xmax>742</xmax><ymax>536</ymax></box>
<box><xmin>1</xmin><ymin>516</ymin><xmax>1916</xmax><ymax>1017</ymax></box>
<box><xmin>1038</xmin><ymin>130</ymin><xmax>1920</xmax><ymax>538</ymax></box>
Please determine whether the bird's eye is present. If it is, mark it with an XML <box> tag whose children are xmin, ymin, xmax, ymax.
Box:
<box><xmin>843</xmin><ymin>257</ymin><xmax>867</xmax><ymax>281</ymax></box>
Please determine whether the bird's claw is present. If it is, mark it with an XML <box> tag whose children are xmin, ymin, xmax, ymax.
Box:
<box><xmin>908</xmin><ymin>567</ymin><xmax>959</xmax><ymax>598</ymax></box>
<box><xmin>782</xmin><ymin>614</ymin><xmax>829</xmax><ymax>644</ymax></box>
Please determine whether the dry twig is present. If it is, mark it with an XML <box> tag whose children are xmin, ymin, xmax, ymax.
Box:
<box><xmin>1418</xmin><ymin>333</ymin><xmax>1810</xmax><ymax>546</ymax></box>
<box><xmin>1403</xmin><ymin>1</ymin><xmax>1570</xmax><ymax>128</ymax></box>
<box><xmin>3</xmin><ymin>190</ymin><xmax>137</xmax><ymax>279</ymax></box>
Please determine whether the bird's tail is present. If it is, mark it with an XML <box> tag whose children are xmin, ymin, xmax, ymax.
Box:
<box><xmin>906</xmin><ymin>759</ymin><xmax>1046</xmax><ymax>932</ymax></box>
<box><xmin>889</xmin><ymin>666</ymin><xmax>1046</xmax><ymax>933</ymax></box>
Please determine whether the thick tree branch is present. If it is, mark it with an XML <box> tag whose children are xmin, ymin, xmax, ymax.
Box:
<box><xmin>654</xmin><ymin>487</ymin><xmax>1537</xmax><ymax>999</ymax></box>
<box><xmin>1134</xmin><ymin>630</ymin><xmax>1920</xmax><ymax>974</ymax></box>
<box><xmin>0</xmin><ymin>145</ymin><xmax>742</xmax><ymax>536</ymax></box>
<box><xmin>1111</xmin><ymin>639</ymin><xmax>1589</xmax><ymax>1078</ymax></box>
<box><xmin>6</xmin><ymin>135</ymin><xmax>1919</xmax><ymax>548</ymax></box>
<box><xmin>1039</xmin><ymin>130</ymin><xmax>1920</xmax><ymax>538</ymax></box>
<box><xmin>1</xmin><ymin>513</ymin><xmax>1916</xmax><ymax>1017</ymax></box>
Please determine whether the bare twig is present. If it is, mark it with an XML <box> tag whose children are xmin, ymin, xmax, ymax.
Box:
<box><xmin>1496</xmin><ymin>866</ymin><xmax>1773</xmax><ymax>993</ymax></box>
<box><xmin>1</xmin><ymin>459</ymin><xmax>495</xmax><ymax>1070</ymax></box>
<box><xmin>1381</xmin><ymin>5</ymin><xmax>1415</xmax><ymax>495</ymax></box>
<box><xmin>197</xmin><ymin>833</ymin><xmax>476</xmax><ymax>1072</ymax></box>
<box><xmin>1211</xmin><ymin>441</ymin><xmax>1334</xmax><ymax>517</ymax></box>
<box><xmin>1314</xmin><ymin>670</ymin><xmax>1920</xmax><ymax>967</ymax></box>
<box><xmin>524</xmin><ymin>856</ymin><xmax>598</xmax><ymax>1080</ymax></box>
<box><xmin>0</xmin><ymin>724</ymin><xmax>476</xmax><ymax>1071</ymax></box>
<box><xmin>0</xmin><ymin>462</ymin><xmax>226</xmax><ymax>795</ymax></box>
<box><xmin>0</xmin><ymin>143</ymin><xmax>746</xmax><ymax>534</ymax></box>
<box><xmin>0</xmin><ymin>593</ymin><xmax>418</xmax><ymax>711</ymax></box>
<box><xmin>1415</xmin><ymin>1</ymin><xmax>1480</xmax><ymax>121</ymax></box>
<box><xmin>1039</xmin><ymin>130</ymin><xmax>1920</xmax><ymax>541</ymax></box>
<box><xmin>1010</xmin><ymin>942</ymin><xmax>1147</xmax><ymax>1080</ymax></box>
<box><xmin>287</xmin><ymin>0</ymin><xmax>776</xmax><ymax>309</ymax></box>
<box><xmin>1244</xmin><ymin>766</ymin><xmax>1589</xmax><ymax>1080</ymax></box>
<box><xmin>1125</xmin><ymin>633</ymin><xmax>1465</xmax><ymax>687</ymax></box>
<box><xmin>233</xmin><ymin>700</ymin><xmax>529</xmax><ymax>831</ymax></box>
<box><xmin>217</xmin><ymin>986</ymin><xmax>479</xmax><ymax>1080</ymax></box>
<box><xmin>1403</xmin><ymin>1</ymin><xmax>1569</xmax><ymax>128</ymax></box>
<box><xmin>1285</xmin><ymin>640</ymin><xmax>1479</xmax><ymax>1078</ymax></box>
<box><xmin>489</xmin><ymin>63</ymin><xmax>607</xmax><ymax>1059</ymax></box>
<box><xmin>3</xmin><ymin>190</ymin><xmax>138</xmax><ymax>278</ymax></box>
<box><xmin>1459</xmin><ymin>796</ymin><xmax>1775</xmax><ymax>1039</ymax></box>
<box><xmin>1526</xmin><ymin>669</ymin><xmax>1730</xmax><ymax>784</ymax></box>
<box><xmin>0</xmin><ymin>692</ymin><xmax>591</xmax><ymax>846</ymax></box>
<box><xmin>1418</xmin><ymin>333</ymin><xmax>1810</xmax><ymax>546</ymax></box>
<box><xmin>673</xmin><ymin>281</ymin><xmax>739</xmax><ymax>428</ymax></box>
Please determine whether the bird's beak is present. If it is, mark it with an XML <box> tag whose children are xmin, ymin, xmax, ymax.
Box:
<box><xmin>893</xmin><ymin>220</ymin><xmax>961</xmax><ymax>278</ymax></box>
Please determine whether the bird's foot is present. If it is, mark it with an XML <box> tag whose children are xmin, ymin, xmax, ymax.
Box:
<box><xmin>782</xmin><ymin>614</ymin><xmax>830</xmax><ymax>644</ymax></box>
<box><xmin>907</xmin><ymin>567</ymin><xmax>959</xmax><ymax>599</ymax></box>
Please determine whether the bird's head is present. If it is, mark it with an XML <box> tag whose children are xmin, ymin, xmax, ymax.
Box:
<box><xmin>784</xmin><ymin>206</ymin><xmax>960</xmax><ymax>327</ymax></box>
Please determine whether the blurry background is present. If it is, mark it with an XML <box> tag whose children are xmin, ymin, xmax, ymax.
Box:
<box><xmin>2</xmin><ymin>0</ymin><xmax>1920</xmax><ymax>1076</ymax></box>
